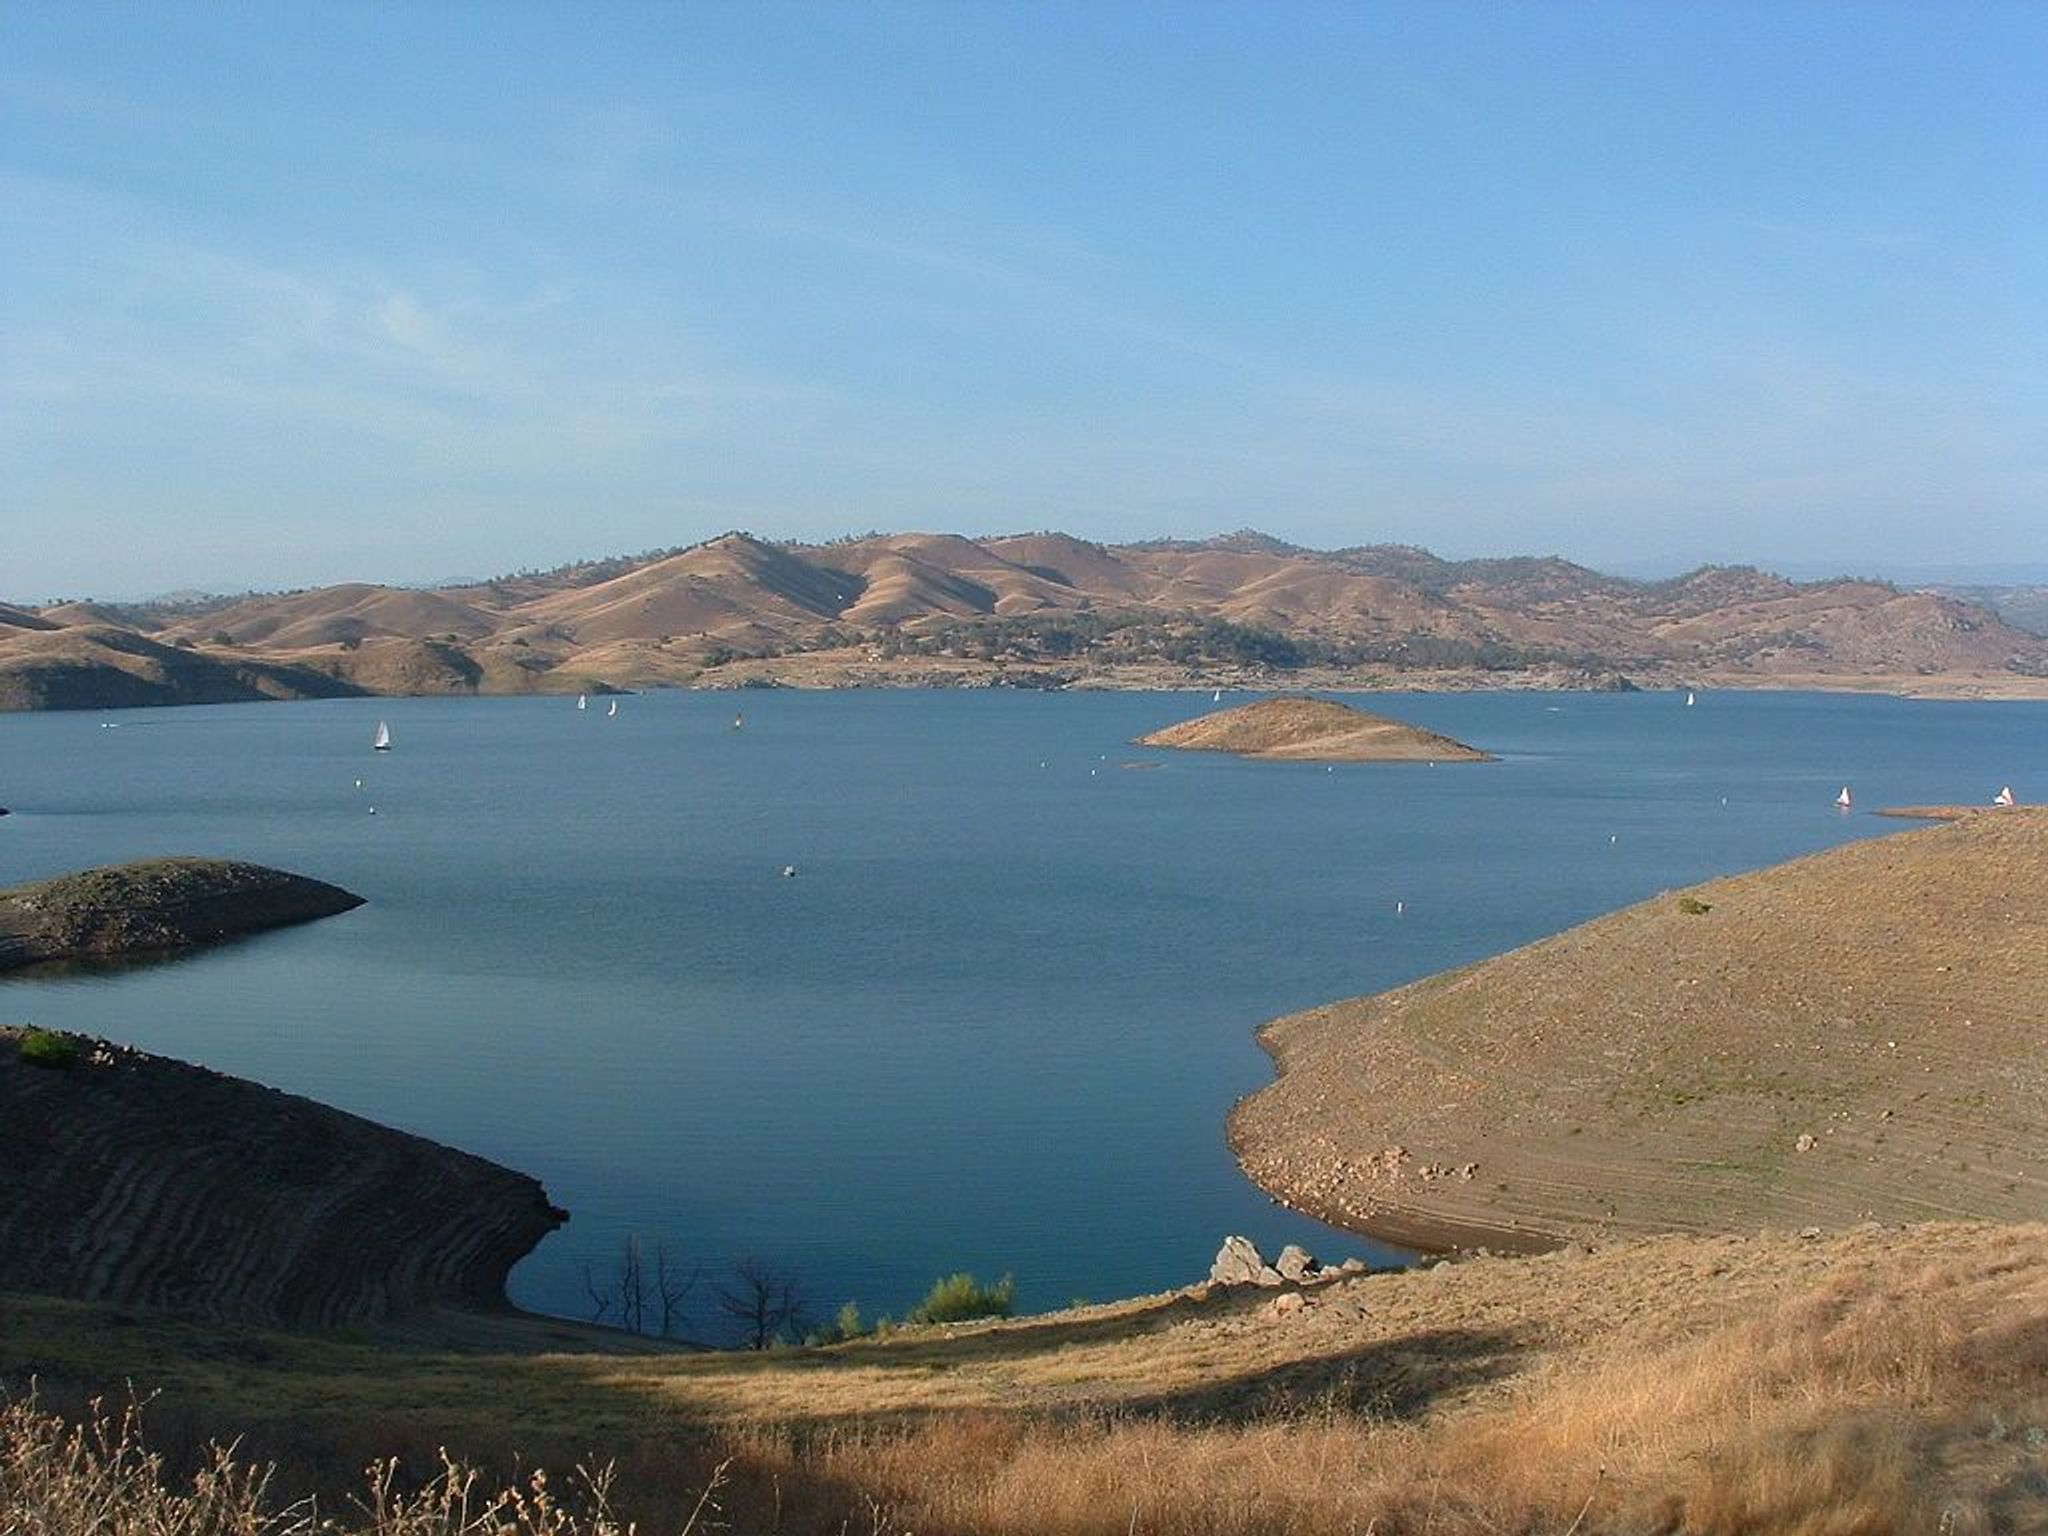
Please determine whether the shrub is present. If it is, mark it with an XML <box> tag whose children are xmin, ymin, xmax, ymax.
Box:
<box><xmin>806</xmin><ymin>1300</ymin><xmax>867</xmax><ymax>1346</ymax></box>
<box><xmin>908</xmin><ymin>1272</ymin><xmax>1015</xmax><ymax>1325</ymax></box>
<box><xmin>18</xmin><ymin>1028</ymin><xmax>79</xmax><ymax>1069</ymax></box>
<box><xmin>1677</xmin><ymin>896</ymin><xmax>1713</xmax><ymax>915</ymax></box>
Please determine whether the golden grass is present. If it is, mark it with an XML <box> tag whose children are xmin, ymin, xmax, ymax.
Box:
<box><xmin>7</xmin><ymin>1222</ymin><xmax>2044</xmax><ymax>1534</ymax></box>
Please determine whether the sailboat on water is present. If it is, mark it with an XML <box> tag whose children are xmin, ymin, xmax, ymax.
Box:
<box><xmin>373</xmin><ymin>720</ymin><xmax>392</xmax><ymax>752</ymax></box>
<box><xmin>1686</xmin><ymin>690</ymin><xmax>1696</xmax><ymax>707</ymax></box>
<box><xmin>577</xmin><ymin>694</ymin><xmax>587</xmax><ymax>711</ymax></box>
<box><xmin>1994</xmin><ymin>786</ymin><xmax>2017</xmax><ymax>807</ymax></box>
<box><xmin>606</xmin><ymin>699</ymin><xmax>619</xmax><ymax>718</ymax></box>
<box><xmin>1835</xmin><ymin>785</ymin><xmax>1852</xmax><ymax>810</ymax></box>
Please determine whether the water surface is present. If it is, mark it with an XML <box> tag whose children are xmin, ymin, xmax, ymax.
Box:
<box><xmin>2</xmin><ymin>689</ymin><xmax>2039</xmax><ymax>1329</ymax></box>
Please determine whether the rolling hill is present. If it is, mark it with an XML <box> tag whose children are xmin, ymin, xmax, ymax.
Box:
<box><xmin>7</xmin><ymin>530</ymin><xmax>2046</xmax><ymax>709</ymax></box>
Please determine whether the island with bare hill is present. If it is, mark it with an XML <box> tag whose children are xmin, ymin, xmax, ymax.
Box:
<box><xmin>1229</xmin><ymin>807</ymin><xmax>2048</xmax><ymax>1256</ymax></box>
<box><xmin>0</xmin><ymin>858</ymin><xmax>364</xmax><ymax>973</ymax></box>
<box><xmin>1137</xmin><ymin>695</ymin><xmax>1492</xmax><ymax>762</ymax></box>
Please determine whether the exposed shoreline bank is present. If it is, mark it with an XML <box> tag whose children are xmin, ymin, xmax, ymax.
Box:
<box><xmin>1228</xmin><ymin>809</ymin><xmax>2048</xmax><ymax>1255</ymax></box>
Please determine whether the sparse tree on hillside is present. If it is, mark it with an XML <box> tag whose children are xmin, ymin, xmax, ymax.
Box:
<box><xmin>717</xmin><ymin>1256</ymin><xmax>806</xmax><ymax>1350</ymax></box>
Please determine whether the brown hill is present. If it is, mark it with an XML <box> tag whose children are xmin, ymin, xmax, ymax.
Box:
<box><xmin>1138</xmin><ymin>696</ymin><xmax>1491</xmax><ymax>762</ymax></box>
<box><xmin>1230</xmin><ymin>808</ymin><xmax>2048</xmax><ymax>1255</ymax></box>
<box><xmin>10</xmin><ymin>531</ymin><xmax>2047</xmax><ymax>709</ymax></box>
<box><xmin>0</xmin><ymin>1028</ymin><xmax>563</xmax><ymax>1325</ymax></box>
<box><xmin>0</xmin><ymin>858</ymin><xmax>363</xmax><ymax>972</ymax></box>
<box><xmin>172</xmin><ymin>583</ymin><xmax>501</xmax><ymax>649</ymax></box>
<box><xmin>0</xmin><ymin>625</ymin><xmax>363</xmax><ymax>710</ymax></box>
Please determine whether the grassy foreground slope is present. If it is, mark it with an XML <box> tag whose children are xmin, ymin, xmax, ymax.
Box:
<box><xmin>6</xmin><ymin>1221</ymin><xmax>2045</xmax><ymax>1533</ymax></box>
<box><xmin>1232</xmin><ymin>808</ymin><xmax>2048</xmax><ymax>1254</ymax></box>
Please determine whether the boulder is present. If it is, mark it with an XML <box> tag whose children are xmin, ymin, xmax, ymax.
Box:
<box><xmin>1274</xmin><ymin>1244</ymin><xmax>1321</xmax><ymax>1282</ymax></box>
<box><xmin>1209</xmin><ymin>1235</ymin><xmax>1267</xmax><ymax>1286</ymax></box>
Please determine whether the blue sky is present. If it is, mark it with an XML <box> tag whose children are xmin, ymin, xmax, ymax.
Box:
<box><xmin>3</xmin><ymin>1</ymin><xmax>2043</xmax><ymax>598</ymax></box>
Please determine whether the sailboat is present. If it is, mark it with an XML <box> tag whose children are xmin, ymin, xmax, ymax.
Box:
<box><xmin>373</xmin><ymin>720</ymin><xmax>392</xmax><ymax>752</ymax></box>
<box><xmin>732</xmin><ymin>712</ymin><xmax>744</xmax><ymax>730</ymax></box>
<box><xmin>577</xmin><ymin>694</ymin><xmax>587</xmax><ymax>711</ymax></box>
<box><xmin>1994</xmin><ymin>786</ymin><xmax>2017</xmax><ymax>807</ymax></box>
<box><xmin>606</xmin><ymin>699</ymin><xmax>619</xmax><ymax>718</ymax></box>
<box><xmin>1686</xmin><ymin>691</ymin><xmax>1696</xmax><ymax>707</ymax></box>
<box><xmin>1835</xmin><ymin>785</ymin><xmax>1852</xmax><ymax>810</ymax></box>
<box><xmin>1212</xmin><ymin>689</ymin><xmax>1222</xmax><ymax>703</ymax></box>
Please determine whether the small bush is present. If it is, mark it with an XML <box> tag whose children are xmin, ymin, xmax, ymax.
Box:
<box><xmin>908</xmin><ymin>1272</ymin><xmax>1015</xmax><ymax>1325</ymax></box>
<box><xmin>1677</xmin><ymin>895</ymin><xmax>1713</xmax><ymax>915</ymax></box>
<box><xmin>806</xmin><ymin>1301</ymin><xmax>867</xmax><ymax>1346</ymax></box>
<box><xmin>18</xmin><ymin>1028</ymin><xmax>79</xmax><ymax>1069</ymax></box>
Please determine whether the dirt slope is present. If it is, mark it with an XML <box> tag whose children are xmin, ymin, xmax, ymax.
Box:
<box><xmin>1138</xmin><ymin>696</ymin><xmax>1492</xmax><ymax>762</ymax></box>
<box><xmin>1230</xmin><ymin>809</ymin><xmax>2048</xmax><ymax>1254</ymax></box>
<box><xmin>0</xmin><ymin>1030</ymin><xmax>564</xmax><ymax>1326</ymax></box>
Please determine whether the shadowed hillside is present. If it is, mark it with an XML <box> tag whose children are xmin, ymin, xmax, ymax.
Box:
<box><xmin>0</xmin><ymin>1028</ymin><xmax>564</xmax><ymax>1326</ymax></box>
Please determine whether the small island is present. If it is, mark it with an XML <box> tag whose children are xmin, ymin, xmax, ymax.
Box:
<box><xmin>1137</xmin><ymin>695</ymin><xmax>1493</xmax><ymax>763</ymax></box>
<box><xmin>0</xmin><ymin>857</ymin><xmax>364</xmax><ymax>973</ymax></box>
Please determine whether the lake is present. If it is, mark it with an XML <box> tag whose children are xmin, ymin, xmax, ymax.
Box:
<box><xmin>2</xmin><ymin>688</ymin><xmax>2040</xmax><ymax>1332</ymax></box>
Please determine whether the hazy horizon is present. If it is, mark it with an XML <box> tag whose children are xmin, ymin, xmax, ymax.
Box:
<box><xmin>5</xmin><ymin>1</ymin><xmax>2043</xmax><ymax>598</ymax></box>
<box><xmin>17</xmin><ymin>525</ymin><xmax>2048</xmax><ymax>611</ymax></box>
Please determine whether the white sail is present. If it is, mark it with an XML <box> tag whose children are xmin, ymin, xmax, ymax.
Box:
<box><xmin>1994</xmin><ymin>786</ymin><xmax>2016</xmax><ymax>807</ymax></box>
<box><xmin>373</xmin><ymin>720</ymin><xmax>391</xmax><ymax>751</ymax></box>
<box><xmin>577</xmin><ymin>694</ymin><xmax>587</xmax><ymax>710</ymax></box>
<box><xmin>1835</xmin><ymin>785</ymin><xmax>1852</xmax><ymax>809</ymax></box>
<box><xmin>1213</xmin><ymin>689</ymin><xmax>1222</xmax><ymax>702</ymax></box>
<box><xmin>1686</xmin><ymin>691</ymin><xmax>1696</xmax><ymax>707</ymax></box>
<box><xmin>607</xmin><ymin>699</ymin><xmax>618</xmax><ymax>718</ymax></box>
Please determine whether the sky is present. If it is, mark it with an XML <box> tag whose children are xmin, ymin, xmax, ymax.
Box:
<box><xmin>2</xmin><ymin>1</ymin><xmax>2044</xmax><ymax>600</ymax></box>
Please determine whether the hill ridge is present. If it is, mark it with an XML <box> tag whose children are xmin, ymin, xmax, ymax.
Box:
<box><xmin>7</xmin><ymin>530</ymin><xmax>2045</xmax><ymax>709</ymax></box>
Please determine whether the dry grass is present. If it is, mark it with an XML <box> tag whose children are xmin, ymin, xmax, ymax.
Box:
<box><xmin>7</xmin><ymin>1222</ymin><xmax>2045</xmax><ymax>1535</ymax></box>
<box><xmin>1235</xmin><ymin>807</ymin><xmax>2048</xmax><ymax>1252</ymax></box>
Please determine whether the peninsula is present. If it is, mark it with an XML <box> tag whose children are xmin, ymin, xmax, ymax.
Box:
<box><xmin>0</xmin><ymin>858</ymin><xmax>364</xmax><ymax>972</ymax></box>
<box><xmin>0</xmin><ymin>1028</ymin><xmax>564</xmax><ymax>1325</ymax></box>
<box><xmin>1230</xmin><ymin>807</ymin><xmax>2048</xmax><ymax>1253</ymax></box>
<box><xmin>1137</xmin><ymin>695</ymin><xmax>1491</xmax><ymax>762</ymax></box>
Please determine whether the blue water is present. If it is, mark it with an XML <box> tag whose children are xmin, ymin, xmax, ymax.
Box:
<box><xmin>1</xmin><ymin>689</ymin><xmax>2041</xmax><ymax>1332</ymax></box>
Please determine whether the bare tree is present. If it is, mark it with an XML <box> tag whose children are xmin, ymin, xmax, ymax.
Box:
<box><xmin>716</xmin><ymin>1256</ymin><xmax>806</xmax><ymax>1350</ymax></box>
<box><xmin>654</xmin><ymin>1242</ymin><xmax>700</xmax><ymax>1339</ymax></box>
<box><xmin>617</xmin><ymin>1236</ymin><xmax>646</xmax><ymax>1336</ymax></box>
<box><xmin>582</xmin><ymin>1261</ymin><xmax>616</xmax><ymax>1325</ymax></box>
